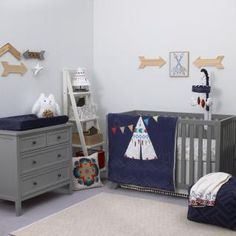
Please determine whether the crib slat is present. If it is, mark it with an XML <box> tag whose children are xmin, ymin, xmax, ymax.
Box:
<box><xmin>181</xmin><ymin>123</ymin><xmax>186</xmax><ymax>185</ymax></box>
<box><xmin>214</xmin><ymin>122</ymin><xmax>221</xmax><ymax>172</ymax></box>
<box><xmin>206</xmin><ymin>126</ymin><xmax>212</xmax><ymax>173</ymax></box>
<box><xmin>226</xmin><ymin>123</ymin><xmax>231</xmax><ymax>172</ymax></box>
<box><xmin>197</xmin><ymin>125</ymin><xmax>203</xmax><ymax>180</ymax></box>
<box><xmin>230</xmin><ymin>121</ymin><xmax>235</xmax><ymax>173</ymax></box>
<box><xmin>231</xmin><ymin>120</ymin><xmax>236</xmax><ymax>174</ymax></box>
<box><xmin>189</xmin><ymin>124</ymin><xmax>194</xmax><ymax>185</ymax></box>
<box><xmin>227</xmin><ymin>122</ymin><xmax>232</xmax><ymax>172</ymax></box>
<box><xmin>228</xmin><ymin>122</ymin><xmax>233</xmax><ymax>172</ymax></box>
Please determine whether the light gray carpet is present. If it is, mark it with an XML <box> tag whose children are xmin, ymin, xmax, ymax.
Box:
<box><xmin>11</xmin><ymin>192</ymin><xmax>235</xmax><ymax>236</ymax></box>
<box><xmin>0</xmin><ymin>187</ymin><xmax>103</xmax><ymax>236</ymax></box>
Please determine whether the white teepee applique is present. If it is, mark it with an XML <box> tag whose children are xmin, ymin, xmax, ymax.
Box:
<box><xmin>124</xmin><ymin>117</ymin><xmax>157</xmax><ymax>160</ymax></box>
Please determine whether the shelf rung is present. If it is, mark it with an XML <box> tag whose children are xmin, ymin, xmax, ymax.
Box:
<box><xmin>69</xmin><ymin>116</ymin><xmax>99</xmax><ymax>123</ymax></box>
<box><xmin>72</xmin><ymin>142</ymin><xmax>104</xmax><ymax>149</ymax></box>
<box><xmin>100</xmin><ymin>167</ymin><xmax>106</xmax><ymax>172</ymax></box>
<box><xmin>70</xmin><ymin>91</ymin><xmax>91</xmax><ymax>96</ymax></box>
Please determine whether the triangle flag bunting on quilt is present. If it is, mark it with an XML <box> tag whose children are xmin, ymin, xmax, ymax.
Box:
<box><xmin>143</xmin><ymin>118</ymin><xmax>150</xmax><ymax>126</ymax></box>
<box><xmin>128</xmin><ymin>124</ymin><xmax>134</xmax><ymax>132</ymax></box>
<box><xmin>153</xmin><ymin>115</ymin><xmax>159</xmax><ymax>122</ymax></box>
<box><xmin>111</xmin><ymin>127</ymin><xmax>117</xmax><ymax>135</ymax></box>
<box><xmin>124</xmin><ymin>117</ymin><xmax>157</xmax><ymax>160</ymax></box>
<box><xmin>120</xmin><ymin>126</ymin><xmax>125</xmax><ymax>134</ymax></box>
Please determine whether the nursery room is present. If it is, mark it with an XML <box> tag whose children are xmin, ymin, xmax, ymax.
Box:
<box><xmin>0</xmin><ymin>0</ymin><xmax>236</xmax><ymax>235</ymax></box>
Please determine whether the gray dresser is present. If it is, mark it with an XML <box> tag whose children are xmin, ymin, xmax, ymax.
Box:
<box><xmin>0</xmin><ymin>123</ymin><xmax>72</xmax><ymax>216</ymax></box>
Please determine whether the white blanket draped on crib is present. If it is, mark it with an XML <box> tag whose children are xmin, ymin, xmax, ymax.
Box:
<box><xmin>189</xmin><ymin>172</ymin><xmax>232</xmax><ymax>207</ymax></box>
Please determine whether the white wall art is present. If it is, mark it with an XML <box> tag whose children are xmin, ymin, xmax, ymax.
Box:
<box><xmin>169</xmin><ymin>51</ymin><xmax>189</xmax><ymax>77</ymax></box>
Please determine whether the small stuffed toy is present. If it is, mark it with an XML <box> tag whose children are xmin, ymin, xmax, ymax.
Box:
<box><xmin>32</xmin><ymin>93</ymin><xmax>61</xmax><ymax>118</ymax></box>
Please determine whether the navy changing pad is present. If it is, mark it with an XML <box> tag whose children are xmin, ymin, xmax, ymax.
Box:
<box><xmin>0</xmin><ymin>114</ymin><xmax>69</xmax><ymax>131</ymax></box>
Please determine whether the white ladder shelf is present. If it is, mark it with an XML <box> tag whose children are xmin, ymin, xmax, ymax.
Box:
<box><xmin>63</xmin><ymin>69</ymin><xmax>104</xmax><ymax>157</ymax></box>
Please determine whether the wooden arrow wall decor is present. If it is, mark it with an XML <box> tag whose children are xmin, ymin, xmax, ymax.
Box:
<box><xmin>0</xmin><ymin>43</ymin><xmax>21</xmax><ymax>60</ymax></box>
<box><xmin>193</xmin><ymin>56</ymin><xmax>224</xmax><ymax>69</ymax></box>
<box><xmin>1</xmin><ymin>61</ymin><xmax>27</xmax><ymax>76</ymax></box>
<box><xmin>139</xmin><ymin>56</ymin><xmax>166</xmax><ymax>69</ymax></box>
<box><xmin>23</xmin><ymin>50</ymin><xmax>45</xmax><ymax>60</ymax></box>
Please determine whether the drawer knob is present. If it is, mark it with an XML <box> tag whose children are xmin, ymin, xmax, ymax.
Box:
<box><xmin>32</xmin><ymin>160</ymin><xmax>37</xmax><ymax>165</ymax></box>
<box><xmin>57</xmin><ymin>154</ymin><xmax>62</xmax><ymax>158</ymax></box>
<box><xmin>32</xmin><ymin>141</ymin><xmax>37</xmax><ymax>145</ymax></box>
<box><xmin>57</xmin><ymin>136</ymin><xmax>61</xmax><ymax>140</ymax></box>
<box><xmin>33</xmin><ymin>182</ymin><xmax>37</xmax><ymax>186</ymax></box>
<box><xmin>58</xmin><ymin>173</ymin><xmax>62</xmax><ymax>177</ymax></box>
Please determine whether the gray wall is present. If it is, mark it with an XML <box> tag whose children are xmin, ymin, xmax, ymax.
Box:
<box><xmin>93</xmin><ymin>0</ymin><xmax>236</xmax><ymax>124</ymax></box>
<box><xmin>0</xmin><ymin>0</ymin><xmax>93</xmax><ymax>117</ymax></box>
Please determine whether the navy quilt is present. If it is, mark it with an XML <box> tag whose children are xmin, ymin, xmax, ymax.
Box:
<box><xmin>108</xmin><ymin>113</ymin><xmax>178</xmax><ymax>191</ymax></box>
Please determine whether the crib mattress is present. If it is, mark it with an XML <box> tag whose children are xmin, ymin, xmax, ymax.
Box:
<box><xmin>0</xmin><ymin>114</ymin><xmax>69</xmax><ymax>131</ymax></box>
<box><xmin>177</xmin><ymin>137</ymin><xmax>216</xmax><ymax>162</ymax></box>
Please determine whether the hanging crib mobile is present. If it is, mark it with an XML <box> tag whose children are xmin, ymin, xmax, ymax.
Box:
<box><xmin>191</xmin><ymin>68</ymin><xmax>213</xmax><ymax>120</ymax></box>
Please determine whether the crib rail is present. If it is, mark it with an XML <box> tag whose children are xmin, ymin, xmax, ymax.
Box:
<box><xmin>123</xmin><ymin>110</ymin><xmax>230</xmax><ymax>121</ymax></box>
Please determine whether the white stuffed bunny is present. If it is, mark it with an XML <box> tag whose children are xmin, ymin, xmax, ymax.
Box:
<box><xmin>32</xmin><ymin>93</ymin><xmax>61</xmax><ymax>118</ymax></box>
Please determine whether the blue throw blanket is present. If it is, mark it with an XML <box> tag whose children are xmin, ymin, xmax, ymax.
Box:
<box><xmin>108</xmin><ymin>113</ymin><xmax>178</xmax><ymax>191</ymax></box>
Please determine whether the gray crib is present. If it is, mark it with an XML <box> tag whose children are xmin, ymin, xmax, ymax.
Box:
<box><xmin>118</xmin><ymin>110</ymin><xmax>236</xmax><ymax>195</ymax></box>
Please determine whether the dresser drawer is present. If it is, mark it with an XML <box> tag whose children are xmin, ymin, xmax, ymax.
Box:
<box><xmin>20</xmin><ymin>134</ymin><xmax>46</xmax><ymax>152</ymax></box>
<box><xmin>47</xmin><ymin>129</ymin><xmax>69</xmax><ymax>146</ymax></box>
<box><xmin>21</xmin><ymin>146</ymin><xmax>69</xmax><ymax>174</ymax></box>
<box><xmin>22</xmin><ymin>167</ymin><xmax>69</xmax><ymax>197</ymax></box>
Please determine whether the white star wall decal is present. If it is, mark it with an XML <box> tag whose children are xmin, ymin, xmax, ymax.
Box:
<box><xmin>32</xmin><ymin>63</ymin><xmax>43</xmax><ymax>76</ymax></box>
